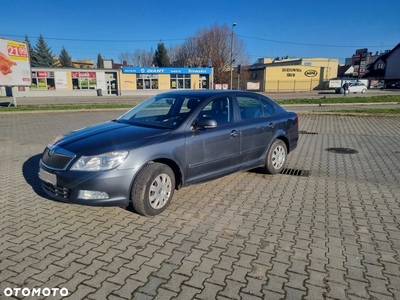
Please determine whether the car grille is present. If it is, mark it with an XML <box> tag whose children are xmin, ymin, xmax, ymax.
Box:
<box><xmin>42</xmin><ymin>182</ymin><xmax>70</xmax><ymax>199</ymax></box>
<box><xmin>41</xmin><ymin>147</ymin><xmax>74</xmax><ymax>170</ymax></box>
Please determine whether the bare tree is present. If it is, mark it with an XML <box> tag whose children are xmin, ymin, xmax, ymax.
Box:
<box><xmin>118</xmin><ymin>51</ymin><xmax>134</xmax><ymax>66</ymax></box>
<box><xmin>118</xmin><ymin>48</ymin><xmax>155</xmax><ymax>67</ymax></box>
<box><xmin>171</xmin><ymin>23</ymin><xmax>249</xmax><ymax>85</ymax></box>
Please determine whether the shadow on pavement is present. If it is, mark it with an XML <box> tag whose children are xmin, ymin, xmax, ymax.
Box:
<box><xmin>23</xmin><ymin>154</ymin><xmax>52</xmax><ymax>200</ymax></box>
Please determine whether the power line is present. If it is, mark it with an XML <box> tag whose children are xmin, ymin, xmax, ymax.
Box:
<box><xmin>236</xmin><ymin>34</ymin><xmax>394</xmax><ymax>48</ymax></box>
<box><xmin>0</xmin><ymin>33</ymin><xmax>185</xmax><ymax>43</ymax></box>
<box><xmin>1</xmin><ymin>33</ymin><xmax>394</xmax><ymax>49</ymax></box>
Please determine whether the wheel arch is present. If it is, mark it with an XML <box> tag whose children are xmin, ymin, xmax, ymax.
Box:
<box><xmin>147</xmin><ymin>158</ymin><xmax>183</xmax><ymax>190</ymax></box>
<box><xmin>275</xmin><ymin>134</ymin><xmax>290</xmax><ymax>153</ymax></box>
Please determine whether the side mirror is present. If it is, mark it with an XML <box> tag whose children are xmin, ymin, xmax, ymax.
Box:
<box><xmin>194</xmin><ymin>116</ymin><xmax>217</xmax><ymax>129</ymax></box>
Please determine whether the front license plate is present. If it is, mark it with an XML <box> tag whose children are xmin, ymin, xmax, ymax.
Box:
<box><xmin>38</xmin><ymin>168</ymin><xmax>57</xmax><ymax>186</ymax></box>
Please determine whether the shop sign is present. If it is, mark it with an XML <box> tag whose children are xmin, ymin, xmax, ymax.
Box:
<box><xmin>304</xmin><ymin>70</ymin><xmax>318</xmax><ymax>77</ymax></box>
<box><xmin>71</xmin><ymin>71</ymin><xmax>96</xmax><ymax>79</ymax></box>
<box><xmin>37</xmin><ymin>71</ymin><xmax>54</xmax><ymax>78</ymax></box>
<box><xmin>37</xmin><ymin>71</ymin><xmax>48</xmax><ymax>78</ymax></box>
<box><xmin>282</xmin><ymin>68</ymin><xmax>302</xmax><ymax>72</ymax></box>
<box><xmin>122</xmin><ymin>67</ymin><xmax>212</xmax><ymax>75</ymax></box>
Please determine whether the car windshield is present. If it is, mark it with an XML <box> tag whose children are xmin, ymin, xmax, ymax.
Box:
<box><xmin>118</xmin><ymin>94</ymin><xmax>202</xmax><ymax>129</ymax></box>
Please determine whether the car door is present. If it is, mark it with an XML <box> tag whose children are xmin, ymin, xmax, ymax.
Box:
<box><xmin>237</xmin><ymin>95</ymin><xmax>278</xmax><ymax>166</ymax></box>
<box><xmin>185</xmin><ymin>96</ymin><xmax>241</xmax><ymax>183</ymax></box>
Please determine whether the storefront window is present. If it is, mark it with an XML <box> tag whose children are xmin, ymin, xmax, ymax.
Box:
<box><xmin>31</xmin><ymin>71</ymin><xmax>55</xmax><ymax>90</ymax></box>
<box><xmin>71</xmin><ymin>71</ymin><xmax>97</xmax><ymax>89</ymax></box>
<box><xmin>137</xmin><ymin>74</ymin><xmax>158</xmax><ymax>90</ymax></box>
<box><xmin>170</xmin><ymin>74</ymin><xmax>191</xmax><ymax>89</ymax></box>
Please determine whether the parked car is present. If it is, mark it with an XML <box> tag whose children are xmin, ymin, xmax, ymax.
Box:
<box><xmin>335</xmin><ymin>82</ymin><xmax>368</xmax><ymax>94</ymax></box>
<box><xmin>370</xmin><ymin>80</ymin><xmax>385</xmax><ymax>89</ymax></box>
<box><xmin>38</xmin><ymin>90</ymin><xmax>299</xmax><ymax>216</ymax></box>
<box><xmin>385</xmin><ymin>81</ymin><xmax>400</xmax><ymax>89</ymax></box>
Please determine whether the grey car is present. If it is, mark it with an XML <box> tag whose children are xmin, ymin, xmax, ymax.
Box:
<box><xmin>39</xmin><ymin>90</ymin><xmax>299</xmax><ymax>216</ymax></box>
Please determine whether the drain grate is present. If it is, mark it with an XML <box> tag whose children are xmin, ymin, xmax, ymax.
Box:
<box><xmin>299</xmin><ymin>131</ymin><xmax>318</xmax><ymax>135</ymax></box>
<box><xmin>325</xmin><ymin>147</ymin><xmax>359</xmax><ymax>154</ymax></box>
<box><xmin>281</xmin><ymin>168</ymin><xmax>311</xmax><ymax>177</ymax></box>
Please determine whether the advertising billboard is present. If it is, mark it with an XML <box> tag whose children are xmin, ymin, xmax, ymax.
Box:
<box><xmin>0</xmin><ymin>38</ymin><xmax>32</xmax><ymax>86</ymax></box>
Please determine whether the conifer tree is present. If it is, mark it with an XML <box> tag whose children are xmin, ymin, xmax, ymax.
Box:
<box><xmin>24</xmin><ymin>35</ymin><xmax>36</xmax><ymax>67</ymax></box>
<box><xmin>97</xmin><ymin>53</ymin><xmax>104</xmax><ymax>68</ymax></box>
<box><xmin>34</xmin><ymin>34</ymin><xmax>54</xmax><ymax>67</ymax></box>
<box><xmin>59</xmin><ymin>46</ymin><xmax>74</xmax><ymax>67</ymax></box>
<box><xmin>153</xmin><ymin>42</ymin><xmax>170</xmax><ymax>67</ymax></box>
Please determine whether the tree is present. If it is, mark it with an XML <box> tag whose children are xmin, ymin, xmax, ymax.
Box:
<box><xmin>97</xmin><ymin>53</ymin><xmax>104</xmax><ymax>68</ymax></box>
<box><xmin>33</xmin><ymin>34</ymin><xmax>54</xmax><ymax>67</ymax></box>
<box><xmin>58</xmin><ymin>46</ymin><xmax>74</xmax><ymax>67</ymax></box>
<box><xmin>24</xmin><ymin>35</ymin><xmax>36</xmax><ymax>67</ymax></box>
<box><xmin>172</xmin><ymin>23</ymin><xmax>249</xmax><ymax>86</ymax></box>
<box><xmin>118</xmin><ymin>48</ymin><xmax>154</xmax><ymax>67</ymax></box>
<box><xmin>153</xmin><ymin>42</ymin><xmax>170</xmax><ymax>67</ymax></box>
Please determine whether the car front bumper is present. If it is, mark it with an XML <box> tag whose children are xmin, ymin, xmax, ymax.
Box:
<box><xmin>39</xmin><ymin>165</ymin><xmax>136</xmax><ymax>207</ymax></box>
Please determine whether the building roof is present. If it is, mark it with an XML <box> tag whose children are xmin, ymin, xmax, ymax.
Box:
<box><xmin>337</xmin><ymin>65</ymin><xmax>353</xmax><ymax>77</ymax></box>
<box><xmin>363</xmin><ymin>43</ymin><xmax>400</xmax><ymax>78</ymax></box>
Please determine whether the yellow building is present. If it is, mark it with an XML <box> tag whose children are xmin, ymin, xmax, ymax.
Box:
<box><xmin>12</xmin><ymin>66</ymin><xmax>212</xmax><ymax>97</ymax></box>
<box><xmin>53</xmin><ymin>57</ymin><xmax>94</xmax><ymax>68</ymax></box>
<box><xmin>248</xmin><ymin>57</ymin><xmax>338</xmax><ymax>92</ymax></box>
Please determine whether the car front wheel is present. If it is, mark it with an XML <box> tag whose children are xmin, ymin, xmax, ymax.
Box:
<box><xmin>361</xmin><ymin>88</ymin><xmax>367</xmax><ymax>93</ymax></box>
<box><xmin>131</xmin><ymin>162</ymin><xmax>175</xmax><ymax>216</ymax></box>
<box><xmin>264</xmin><ymin>139</ymin><xmax>287</xmax><ymax>174</ymax></box>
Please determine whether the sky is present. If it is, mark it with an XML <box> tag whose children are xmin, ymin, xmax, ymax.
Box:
<box><xmin>1</xmin><ymin>0</ymin><xmax>399</xmax><ymax>65</ymax></box>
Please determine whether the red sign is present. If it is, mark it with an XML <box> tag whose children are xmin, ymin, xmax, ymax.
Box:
<box><xmin>71</xmin><ymin>72</ymin><xmax>96</xmax><ymax>79</ymax></box>
<box><xmin>7</xmin><ymin>43</ymin><xmax>28</xmax><ymax>60</ymax></box>
<box><xmin>37</xmin><ymin>71</ymin><xmax>48</xmax><ymax>78</ymax></box>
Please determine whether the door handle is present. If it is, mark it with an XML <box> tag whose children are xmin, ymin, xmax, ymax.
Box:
<box><xmin>268</xmin><ymin>123</ymin><xmax>275</xmax><ymax>129</ymax></box>
<box><xmin>231</xmin><ymin>130</ymin><xmax>239</xmax><ymax>137</ymax></box>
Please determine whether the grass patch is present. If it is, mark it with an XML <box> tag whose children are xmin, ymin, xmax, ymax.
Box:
<box><xmin>323</xmin><ymin>108</ymin><xmax>400</xmax><ymax>114</ymax></box>
<box><xmin>276</xmin><ymin>95</ymin><xmax>400</xmax><ymax>105</ymax></box>
<box><xmin>0</xmin><ymin>103</ymin><xmax>135</xmax><ymax>111</ymax></box>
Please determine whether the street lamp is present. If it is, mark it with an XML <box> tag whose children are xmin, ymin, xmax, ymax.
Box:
<box><xmin>230</xmin><ymin>22</ymin><xmax>236</xmax><ymax>90</ymax></box>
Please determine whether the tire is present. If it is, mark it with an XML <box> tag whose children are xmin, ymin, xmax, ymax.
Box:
<box><xmin>131</xmin><ymin>162</ymin><xmax>175</xmax><ymax>216</ymax></box>
<box><xmin>361</xmin><ymin>88</ymin><xmax>367</xmax><ymax>93</ymax></box>
<box><xmin>264</xmin><ymin>139</ymin><xmax>287</xmax><ymax>174</ymax></box>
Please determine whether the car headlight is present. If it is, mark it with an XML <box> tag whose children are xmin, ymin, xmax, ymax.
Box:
<box><xmin>71</xmin><ymin>151</ymin><xmax>129</xmax><ymax>171</ymax></box>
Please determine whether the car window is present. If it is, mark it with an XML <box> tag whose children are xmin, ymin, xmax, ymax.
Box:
<box><xmin>261</xmin><ymin>98</ymin><xmax>275</xmax><ymax>117</ymax></box>
<box><xmin>198</xmin><ymin>97</ymin><xmax>233</xmax><ymax>125</ymax></box>
<box><xmin>237</xmin><ymin>96</ymin><xmax>264</xmax><ymax>120</ymax></box>
<box><xmin>119</xmin><ymin>95</ymin><xmax>201</xmax><ymax>129</ymax></box>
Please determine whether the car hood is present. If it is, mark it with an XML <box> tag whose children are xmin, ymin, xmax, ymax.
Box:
<box><xmin>51</xmin><ymin>121</ymin><xmax>170</xmax><ymax>155</ymax></box>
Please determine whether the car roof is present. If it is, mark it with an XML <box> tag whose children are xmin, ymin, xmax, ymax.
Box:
<box><xmin>156</xmin><ymin>90</ymin><xmax>261</xmax><ymax>98</ymax></box>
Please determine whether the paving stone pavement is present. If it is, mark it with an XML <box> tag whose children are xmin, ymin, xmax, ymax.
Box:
<box><xmin>0</xmin><ymin>110</ymin><xmax>399</xmax><ymax>300</ymax></box>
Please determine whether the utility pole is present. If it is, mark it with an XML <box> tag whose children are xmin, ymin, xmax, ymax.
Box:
<box><xmin>230</xmin><ymin>23</ymin><xmax>236</xmax><ymax>90</ymax></box>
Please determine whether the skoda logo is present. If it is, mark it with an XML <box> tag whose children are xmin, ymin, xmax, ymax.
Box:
<box><xmin>48</xmin><ymin>149</ymin><xmax>55</xmax><ymax>157</ymax></box>
<box><xmin>304</xmin><ymin>70</ymin><xmax>317</xmax><ymax>77</ymax></box>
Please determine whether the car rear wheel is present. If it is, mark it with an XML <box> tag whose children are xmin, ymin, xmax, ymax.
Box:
<box><xmin>131</xmin><ymin>162</ymin><xmax>175</xmax><ymax>216</ymax></box>
<box><xmin>264</xmin><ymin>139</ymin><xmax>287</xmax><ymax>174</ymax></box>
<box><xmin>361</xmin><ymin>88</ymin><xmax>367</xmax><ymax>93</ymax></box>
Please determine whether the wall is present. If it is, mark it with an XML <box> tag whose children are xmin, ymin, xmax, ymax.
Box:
<box><xmin>158</xmin><ymin>75</ymin><xmax>170</xmax><ymax>90</ymax></box>
<box><xmin>264</xmin><ymin>66</ymin><xmax>323</xmax><ymax>92</ymax></box>
<box><xmin>120</xmin><ymin>73</ymin><xmax>137</xmax><ymax>91</ymax></box>
<box><xmin>385</xmin><ymin>47</ymin><xmax>400</xmax><ymax>79</ymax></box>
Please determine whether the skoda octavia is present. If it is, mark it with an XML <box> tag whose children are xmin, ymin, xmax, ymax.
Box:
<box><xmin>39</xmin><ymin>90</ymin><xmax>299</xmax><ymax>216</ymax></box>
